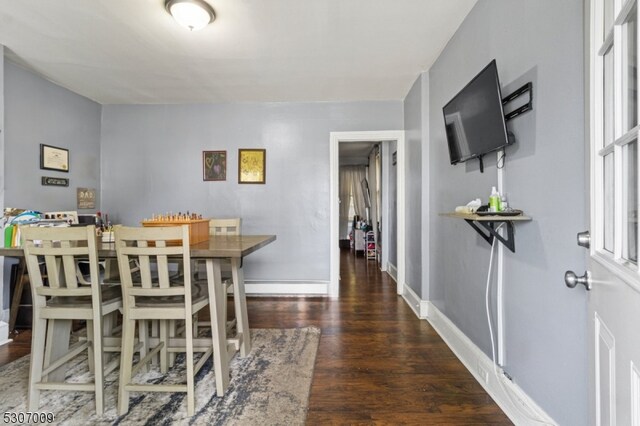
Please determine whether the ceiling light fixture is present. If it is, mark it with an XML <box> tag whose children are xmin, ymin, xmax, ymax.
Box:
<box><xmin>165</xmin><ymin>0</ymin><xmax>215</xmax><ymax>31</ymax></box>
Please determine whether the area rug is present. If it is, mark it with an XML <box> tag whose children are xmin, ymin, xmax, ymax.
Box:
<box><xmin>0</xmin><ymin>327</ymin><xmax>320</xmax><ymax>425</ymax></box>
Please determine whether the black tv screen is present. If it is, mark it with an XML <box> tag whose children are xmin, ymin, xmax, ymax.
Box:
<box><xmin>443</xmin><ymin>60</ymin><xmax>511</xmax><ymax>165</ymax></box>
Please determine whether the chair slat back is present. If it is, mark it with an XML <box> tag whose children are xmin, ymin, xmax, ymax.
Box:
<box><xmin>21</xmin><ymin>226</ymin><xmax>99</xmax><ymax>300</ymax></box>
<box><xmin>209</xmin><ymin>218</ymin><xmax>241</xmax><ymax>236</ymax></box>
<box><xmin>114</xmin><ymin>226</ymin><xmax>191</xmax><ymax>305</ymax></box>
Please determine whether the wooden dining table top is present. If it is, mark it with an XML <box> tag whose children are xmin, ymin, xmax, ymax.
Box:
<box><xmin>0</xmin><ymin>234</ymin><xmax>277</xmax><ymax>259</ymax></box>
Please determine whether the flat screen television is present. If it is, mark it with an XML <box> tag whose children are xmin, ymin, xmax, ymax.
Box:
<box><xmin>442</xmin><ymin>60</ymin><xmax>512</xmax><ymax>169</ymax></box>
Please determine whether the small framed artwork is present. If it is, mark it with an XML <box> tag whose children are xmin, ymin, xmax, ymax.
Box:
<box><xmin>77</xmin><ymin>187</ymin><xmax>96</xmax><ymax>209</ymax></box>
<box><xmin>203</xmin><ymin>150</ymin><xmax>227</xmax><ymax>181</ymax></box>
<box><xmin>238</xmin><ymin>149</ymin><xmax>266</xmax><ymax>184</ymax></box>
<box><xmin>40</xmin><ymin>144</ymin><xmax>69</xmax><ymax>172</ymax></box>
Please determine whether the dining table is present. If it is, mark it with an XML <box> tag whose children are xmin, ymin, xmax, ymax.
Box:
<box><xmin>0</xmin><ymin>233</ymin><xmax>276</xmax><ymax>397</ymax></box>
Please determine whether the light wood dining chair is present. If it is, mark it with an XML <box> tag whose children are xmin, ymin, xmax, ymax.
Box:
<box><xmin>21</xmin><ymin>225</ymin><xmax>122</xmax><ymax>415</ymax></box>
<box><xmin>115</xmin><ymin>225</ymin><xmax>212</xmax><ymax>416</ymax></box>
<box><xmin>209</xmin><ymin>218</ymin><xmax>241</xmax><ymax>236</ymax></box>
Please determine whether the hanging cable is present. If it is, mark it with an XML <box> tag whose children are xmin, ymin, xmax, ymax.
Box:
<box><xmin>485</xmin><ymin>224</ymin><xmax>554</xmax><ymax>425</ymax></box>
<box><xmin>497</xmin><ymin>150</ymin><xmax>506</xmax><ymax>169</ymax></box>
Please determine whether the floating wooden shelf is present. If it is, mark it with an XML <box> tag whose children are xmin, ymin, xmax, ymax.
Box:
<box><xmin>441</xmin><ymin>212</ymin><xmax>532</xmax><ymax>253</ymax></box>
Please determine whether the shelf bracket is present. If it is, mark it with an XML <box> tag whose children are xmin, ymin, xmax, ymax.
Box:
<box><xmin>464</xmin><ymin>219</ymin><xmax>516</xmax><ymax>252</ymax></box>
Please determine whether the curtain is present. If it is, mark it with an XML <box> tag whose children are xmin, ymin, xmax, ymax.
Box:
<box><xmin>339</xmin><ymin>166</ymin><xmax>367</xmax><ymax>238</ymax></box>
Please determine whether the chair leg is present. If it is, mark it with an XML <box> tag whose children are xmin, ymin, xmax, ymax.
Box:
<box><xmin>42</xmin><ymin>319</ymin><xmax>56</xmax><ymax>383</ymax></box>
<box><xmin>91</xmin><ymin>315</ymin><xmax>105</xmax><ymax>415</ymax></box>
<box><xmin>86</xmin><ymin>320</ymin><xmax>95</xmax><ymax>373</ymax></box>
<box><xmin>160</xmin><ymin>320</ymin><xmax>169</xmax><ymax>373</ymax></box>
<box><xmin>118</xmin><ymin>317</ymin><xmax>136</xmax><ymax>416</ymax></box>
<box><xmin>27</xmin><ymin>317</ymin><xmax>47</xmax><ymax>411</ymax></box>
<box><xmin>222</xmin><ymin>284</ymin><xmax>228</xmax><ymax>331</ymax></box>
<box><xmin>169</xmin><ymin>319</ymin><xmax>176</xmax><ymax>367</ymax></box>
<box><xmin>231</xmin><ymin>259</ymin><xmax>251</xmax><ymax>356</ymax></box>
<box><xmin>150</xmin><ymin>320</ymin><xmax>159</xmax><ymax>366</ymax></box>
<box><xmin>138</xmin><ymin>320</ymin><xmax>149</xmax><ymax>373</ymax></box>
<box><xmin>185</xmin><ymin>314</ymin><xmax>195</xmax><ymax>416</ymax></box>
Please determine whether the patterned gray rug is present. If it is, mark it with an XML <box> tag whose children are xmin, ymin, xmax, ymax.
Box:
<box><xmin>0</xmin><ymin>327</ymin><xmax>320</xmax><ymax>425</ymax></box>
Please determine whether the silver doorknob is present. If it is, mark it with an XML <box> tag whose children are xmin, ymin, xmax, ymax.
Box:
<box><xmin>565</xmin><ymin>270</ymin><xmax>592</xmax><ymax>291</ymax></box>
<box><xmin>577</xmin><ymin>231</ymin><xmax>590</xmax><ymax>249</ymax></box>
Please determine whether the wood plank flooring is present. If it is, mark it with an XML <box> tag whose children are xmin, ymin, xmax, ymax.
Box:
<box><xmin>248</xmin><ymin>249</ymin><xmax>512</xmax><ymax>424</ymax></box>
<box><xmin>0</xmin><ymin>249</ymin><xmax>511</xmax><ymax>424</ymax></box>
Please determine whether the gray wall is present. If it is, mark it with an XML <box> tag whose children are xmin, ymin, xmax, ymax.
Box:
<box><xmin>426</xmin><ymin>1</ymin><xmax>587</xmax><ymax>424</ymax></box>
<box><xmin>4</xmin><ymin>61</ymin><xmax>102</xmax><ymax>212</ymax></box>
<box><xmin>403</xmin><ymin>77</ymin><xmax>422</xmax><ymax>297</ymax></box>
<box><xmin>3</xmin><ymin>60</ymin><xmax>102</xmax><ymax>309</ymax></box>
<box><xmin>100</xmin><ymin>102</ymin><xmax>403</xmax><ymax>282</ymax></box>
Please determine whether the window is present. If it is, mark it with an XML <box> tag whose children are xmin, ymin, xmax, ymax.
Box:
<box><xmin>592</xmin><ymin>0</ymin><xmax>639</xmax><ymax>268</ymax></box>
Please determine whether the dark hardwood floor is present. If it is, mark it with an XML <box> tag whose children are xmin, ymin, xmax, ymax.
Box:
<box><xmin>0</xmin><ymin>249</ymin><xmax>511</xmax><ymax>424</ymax></box>
<box><xmin>248</xmin><ymin>249</ymin><xmax>512</xmax><ymax>424</ymax></box>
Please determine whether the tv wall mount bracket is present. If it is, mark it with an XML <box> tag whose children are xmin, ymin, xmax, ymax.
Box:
<box><xmin>502</xmin><ymin>82</ymin><xmax>533</xmax><ymax>122</ymax></box>
<box><xmin>476</xmin><ymin>82</ymin><xmax>533</xmax><ymax>173</ymax></box>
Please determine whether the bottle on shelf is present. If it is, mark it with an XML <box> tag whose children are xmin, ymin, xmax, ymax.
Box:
<box><xmin>489</xmin><ymin>187</ymin><xmax>502</xmax><ymax>212</ymax></box>
<box><xmin>501</xmin><ymin>194</ymin><xmax>509</xmax><ymax>211</ymax></box>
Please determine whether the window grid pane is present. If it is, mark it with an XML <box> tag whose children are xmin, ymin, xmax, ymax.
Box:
<box><xmin>624</xmin><ymin>6</ymin><xmax>638</xmax><ymax>132</ymax></box>
<box><xmin>604</xmin><ymin>152</ymin><xmax>615</xmax><ymax>253</ymax></box>
<box><xmin>626</xmin><ymin>141</ymin><xmax>638</xmax><ymax>263</ymax></box>
<box><xmin>604</xmin><ymin>0</ymin><xmax>615</xmax><ymax>32</ymax></box>
<box><xmin>604</xmin><ymin>46</ymin><xmax>615</xmax><ymax>145</ymax></box>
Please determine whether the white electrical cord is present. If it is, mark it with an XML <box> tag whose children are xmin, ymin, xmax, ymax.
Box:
<box><xmin>485</xmin><ymin>224</ymin><xmax>554</xmax><ymax>426</ymax></box>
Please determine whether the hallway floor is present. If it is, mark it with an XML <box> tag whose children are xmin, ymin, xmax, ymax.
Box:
<box><xmin>248</xmin><ymin>249</ymin><xmax>512</xmax><ymax>424</ymax></box>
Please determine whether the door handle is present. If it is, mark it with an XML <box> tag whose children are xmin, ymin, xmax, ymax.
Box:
<box><xmin>564</xmin><ymin>270</ymin><xmax>592</xmax><ymax>291</ymax></box>
<box><xmin>577</xmin><ymin>231</ymin><xmax>590</xmax><ymax>249</ymax></box>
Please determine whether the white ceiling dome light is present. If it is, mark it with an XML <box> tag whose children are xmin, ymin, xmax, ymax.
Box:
<box><xmin>165</xmin><ymin>0</ymin><xmax>215</xmax><ymax>31</ymax></box>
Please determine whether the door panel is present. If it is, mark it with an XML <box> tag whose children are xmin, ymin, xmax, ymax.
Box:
<box><xmin>589</xmin><ymin>258</ymin><xmax>640</xmax><ymax>425</ymax></box>
<box><xmin>587</xmin><ymin>0</ymin><xmax>640</xmax><ymax>423</ymax></box>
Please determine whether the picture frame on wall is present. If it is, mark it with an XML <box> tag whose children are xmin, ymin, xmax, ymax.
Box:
<box><xmin>203</xmin><ymin>150</ymin><xmax>227</xmax><ymax>181</ymax></box>
<box><xmin>40</xmin><ymin>144</ymin><xmax>69</xmax><ymax>172</ymax></box>
<box><xmin>238</xmin><ymin>148</ymin><xmax>266</xmax><ymax>184</ymax></box>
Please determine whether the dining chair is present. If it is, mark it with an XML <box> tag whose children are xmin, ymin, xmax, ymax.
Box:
<box><xmin>21</xmin><ymin>225</ymin><xmax>122</xmax><ymax>415</ymax></box>
<box><xmin>209</xmin><ymin>218</ymin><xmax>241</xmax><ymax>236</ymax></box>
<box><xmin>115</xmin><ymin>225</ymin><xmax>212</xmax><ymax>416</ymax></box>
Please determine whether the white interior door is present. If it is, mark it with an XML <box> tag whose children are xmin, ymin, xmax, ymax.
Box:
<box><xmin>586</xmin><ymin>0</ymin><xmax>640</xmax><ymax>424</ymax></box>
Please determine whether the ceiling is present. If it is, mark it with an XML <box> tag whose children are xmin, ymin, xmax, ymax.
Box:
<box><xmin>339</xmin><ymin>142</ymin><xmax>378</xmax><ymax>165</ymax></box>
<box><xmin>0</xmin><ymin>0</ymin><xmax>476</xmax><ymax>105</ymax></box>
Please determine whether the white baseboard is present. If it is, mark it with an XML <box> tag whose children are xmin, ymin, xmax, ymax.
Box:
<box><xmin>424</xmin><ymin>301</ymin><xmax>556</xmax><ymax>425</ymax></box>
<box><xmin>419</xmin><ymin>300</ymin><xmax>430</xmax><ymax>319</ymax></box>
<box><xmin>402</xmin><ymin>283</ymin><xmax>422</xmax><ymax>318</ymax></box>
<box><xmin>0</xmin><ymin>321</ymin><xmax>10</xmax><ymax>346</ymax></box>
<box><xmin>387</xmin><ymin>263</ymin><xmax>397</xmax><ymax>282</ymax></box>
<box><xmin>244</xmin><ymin>280</ymin><xmax>328</xmax><ymax>296</ymax></box>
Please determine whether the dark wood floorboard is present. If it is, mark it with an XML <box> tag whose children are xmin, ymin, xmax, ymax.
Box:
<box><xmin>0</xmin><ymin>249</ymin><xmax>512</xmax><ymax>424</ymax></box>
<box><xmin>247</xmin><ymin>249</ymin><xmax>512</xmax><ymax>425</ymax></box>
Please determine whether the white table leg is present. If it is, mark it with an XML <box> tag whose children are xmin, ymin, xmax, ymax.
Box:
<box><xmin>231</xmin><ymin>258</ymin><xmax>251</xmax><ymax>357</ymax></box>
<box><xmin>206</xmin><ymin>258</ymin><xmax>229</xmax><ymax>396</ymax></box>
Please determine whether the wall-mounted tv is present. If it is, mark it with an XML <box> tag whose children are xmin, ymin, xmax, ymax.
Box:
<box><xmin>442</xmin><ymin>60</ymin><xmax>512</xmax><ymax>171</ymax></box>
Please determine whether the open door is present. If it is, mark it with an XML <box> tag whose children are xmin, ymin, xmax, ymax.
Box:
<box><xmin>582</xmin><ymin>1</ymin><xmax>640</xmax><ymax>424</ymax></box>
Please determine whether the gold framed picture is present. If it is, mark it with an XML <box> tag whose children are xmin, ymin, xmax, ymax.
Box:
<box><xmin>238</xmin><ymin>149</ymin><xmax>266</xmax><ymax>184</ymax></box>
<box><xmin>203</xmin><ymin>150</ymin><xmax>227</xmax><ymax>181</ymax></box>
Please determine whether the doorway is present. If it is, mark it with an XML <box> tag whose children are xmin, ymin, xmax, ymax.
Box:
<box><xmin>338</xmin><ymin>142</ymin><xmax>380</xmax><ymax>266</ymax></box>
<box><xmin>329</xmin><ymin>131</ymin><xmax>406</xmax><ymax>298</ymax></box>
